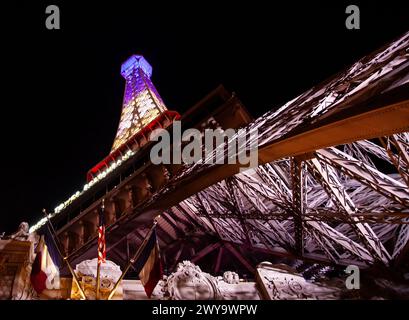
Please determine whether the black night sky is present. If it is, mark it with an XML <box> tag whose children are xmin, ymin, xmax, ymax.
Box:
<box><xmin>1</xmin><ymin>1</ymin><xmax>408</xmax><ymax>234</ymax></box>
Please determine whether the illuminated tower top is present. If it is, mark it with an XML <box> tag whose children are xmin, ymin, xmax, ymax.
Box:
<box><xmin>111</xmin><ymin>55</ymin><xmax>168</xmax><ymax>152</ymax></box>
<box><xmin>87</xmin><ymin>55</ymin><xmax>179</xmax><ymax>182</ymax></box>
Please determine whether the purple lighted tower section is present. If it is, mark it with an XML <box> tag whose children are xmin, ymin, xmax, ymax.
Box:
<box><xmin>87</xmin><ymin>55</ymin><xmax>180</xmax><ymax>181</ymax></box>
<box><xmin>111</xmin><ymin>55</ymin><xmax>167</xmax><ymax>152</ymax></box>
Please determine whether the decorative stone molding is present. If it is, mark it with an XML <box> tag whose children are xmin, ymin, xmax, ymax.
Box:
<box><xmin>71</xmin><ymin>258</ymin><xmax>123</xmax><ymax>300</ymax></box>
<box><xmin>0</xmin><ymin>222</ymin><xmax>41</xmax><ymax>300</ymax></box>
<box><xmin>256</xmin><ymin>262</ymin><xmax>341</xmax><ymax>300</ymax></box>
<box><xmin>75</xmin><ymin>258</ymin><xmax>122</xmax><ymax>280</ymax></box>
<box><xmin>0</xmin><ymin>239</ymin><xmax>34</xmax><ymax>300</ymax></box>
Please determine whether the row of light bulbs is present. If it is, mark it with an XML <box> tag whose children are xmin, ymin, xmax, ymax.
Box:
<box><xmin>29</xmin><ymin>149</ymin><xmax>135</xmax><ymax>233</ymax></box>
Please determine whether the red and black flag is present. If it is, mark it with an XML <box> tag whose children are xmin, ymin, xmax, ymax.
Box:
<box><xmin>97</xmin><ymin>202</ymin><xmax>106</xmax><ymax>264</ymax></box>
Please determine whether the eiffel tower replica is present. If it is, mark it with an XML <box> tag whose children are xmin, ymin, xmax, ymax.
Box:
<box><xmin>31</xmin><ymin>54</ymin><xmax>254</xmax><ymax>277</ymax></box>
<box><xmin>26</xmin><ymin>32</ymin><xmax>409</xmax><ymax>299</ymax></box>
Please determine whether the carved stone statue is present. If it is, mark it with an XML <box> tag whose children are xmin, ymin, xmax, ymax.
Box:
<box><xmin>165</xmin><ymin>261</ymin><xmax>222</xmax><ymax>300</ymax></box>
<box><xmin>7</xmin><ymin>222</ymin><xmax>39</xmax><ymax>262</ymax></box>
<box><xmin>10</xmin><ymin>222</ymin><xmax>30</xmax><ymax>241</ymax></box>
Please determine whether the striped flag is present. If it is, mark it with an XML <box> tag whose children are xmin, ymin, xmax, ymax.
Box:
<box><xmin>97</xmin><ymin>203</ymin><xmax>106</xmax><ymax>264</ymax></box>
<box><xmin>135</xmin><ymin>229</ymin><xmax>163</xmax><ymax>298</ymax></box>
<box><xmin>30</xmin><ymin>228</ymin><xmax>61</xmax><ymax>293</ymax></box>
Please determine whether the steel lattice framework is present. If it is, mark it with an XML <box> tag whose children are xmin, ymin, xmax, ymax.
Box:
<box><xmin>32</xmin><ymin>31</ymin><xmax>409</xmax><ymax>277</ymax></box>
<box><xmin>175</xmin><ymin>138</ymin><xmax>409</xmax><ymax>268</ymax></box>
<box><xmin>154</xmin><ymin>31</ymin><xmax>409</xmax><ymax>271</ymax></box>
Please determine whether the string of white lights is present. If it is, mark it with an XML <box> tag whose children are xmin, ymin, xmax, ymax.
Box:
<box><xmin>29</xmin><ymin>149</ymin><xmax>135</xmax><ymax>233</ymax></box>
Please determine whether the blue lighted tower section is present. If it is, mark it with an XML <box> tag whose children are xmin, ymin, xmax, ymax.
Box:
<box><xmin>111</xmin><ymin>55</ymin><xmax>167</xmax><ymax>152</ymax></box>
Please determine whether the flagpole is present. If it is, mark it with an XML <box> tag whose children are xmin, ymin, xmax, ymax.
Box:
<box><xmin>107</xmin><ymin>215</ymin><xmax>160</xmax><ymax>300</ymax></box>
<box><xmin>96</xmin><ymin>257</ymin><xmax>101</xmax><ymax>300</ymax></box>
<box><xmin>96</xmin><ymin>199</ymin><xmax>104</xmax><ymax>300</ymax></box>
<box><xmin>42</xmin><ymin>209</ymin><xmax>87</xmax><ymax>300</ymax></box>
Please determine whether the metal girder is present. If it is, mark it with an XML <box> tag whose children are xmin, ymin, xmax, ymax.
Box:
<box><xmin>223</xmin><ymin>242</ymin><xmax>255</xmax><ymax>274</ymax></box>
<box><xmin>170</xmin><ymin>243</ymin><xmax>185</xmax><ymax>272</ymax></box>
<box><xmin>291</xmin><ymin>158</ymin><xmax>305</xmax><ymax>256</ymax></box>
<box><xmin>228</xmin><ymin>176</ymin><xmax>295</xmax><ymax>249</ymax></box>
<box><xmin>106</xmin><ymin>228</ymin><xmax>144</xmax><ymax>254</ymax></box>
<box><xmin>308</xmin><ymin>157</ymin><xmax>391</xmax><ymax>265</ymax></box>
<box><xmin>193</xmin><ymin>209</ymin><xmax>409</xmax><ymax>224</ymax></box>
<box><xmin>316</xmin><ymin>147</ymin><xmax>409</xmax><ymax>207</ymax></box>
<box><xmin>379</xmin><ymin>134</ymin><xmax>409</xmax><ymax>188</ymax></box>
<box><xmin>225</xmin><ymin>178</ymin><xmax>253</xmax><ymax>246</ymax></box>
<box><xmin>191</xmin><ymin>242</ymin><xmax>221</xmax><ymax>263</ymax></box>
<box><xmin>393</xmin><ymin>224</ymin><xmax>409</xmax><ymax>262</ymax></box>
<box><xmin>306</xmin><ymin>221</ymin><xmax>374</xmax><ymax>264</ymax></box>
<box><xmin>50</xmin><ymin>33</ymin><xmax>409</xmax><ymax>276</ymax></box>
<box><xmin>174</xmin><ymin>138</ymin><xmax>409</xmax><ymax>267</ymax></box>
<box><xmin>246</xmin><ymin>219</ymin><xmax>295</xmax><ymax>252</ymax></box>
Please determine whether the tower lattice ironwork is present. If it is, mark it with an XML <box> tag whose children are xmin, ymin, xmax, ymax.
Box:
<box><xmin>30</xmin><ymin>32</ymin><xmax>409</xmax><ymax>277</ymax></box>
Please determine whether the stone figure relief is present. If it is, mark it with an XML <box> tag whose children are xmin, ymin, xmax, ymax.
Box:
<box><xmin>164</xmin><ymin>261</ymin><xmax>222</xmax><ymax>300</ymax></box>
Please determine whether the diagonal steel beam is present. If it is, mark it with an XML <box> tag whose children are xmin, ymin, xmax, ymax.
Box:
<box><xmin>316</xmin><ymin>147</ymin><xmax>409</xmax><ymax>207</ymax></box>
<box><xmin>306</xmin><ymin>220</ymin><xmax>374</xmax><ymax>264</ymax></box>
<box><xmin>191</xmin><ymin>242</ymin><xmax>222</xmax><ymax>263</ymax></box>
<box><xmin>308</xmin><ymin>157</ymin><xmax>391</xmax><ymax>264</ymax></box>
